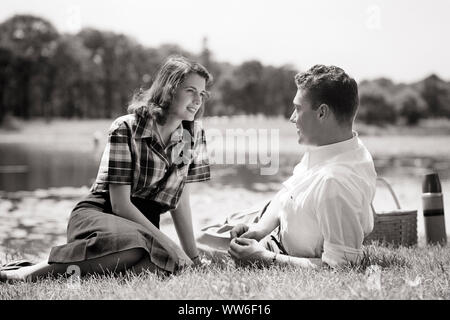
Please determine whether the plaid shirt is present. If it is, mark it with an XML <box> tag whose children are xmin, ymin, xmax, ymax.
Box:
<box><xmin>90</xmin><ymin>113</ymin><xmax>210</xmax><ymax>209</ymax></box>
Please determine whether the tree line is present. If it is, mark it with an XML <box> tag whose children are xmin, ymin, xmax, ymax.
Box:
<box><xmin>1</xmin><ymin>14</ymin><xmax>450</xmax><ymax>126</ymax></box>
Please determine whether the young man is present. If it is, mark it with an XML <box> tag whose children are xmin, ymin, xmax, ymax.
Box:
<box><xmin>200</xmin><ymin>65</ymin><xmax>377</xmax><ymax>269</ymax></box>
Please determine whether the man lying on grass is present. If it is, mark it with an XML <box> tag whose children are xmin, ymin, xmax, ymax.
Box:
<box><xmin>200</xmin><ymin>65</ymin><xmax>377</xmax><ymax>269</ymax></box>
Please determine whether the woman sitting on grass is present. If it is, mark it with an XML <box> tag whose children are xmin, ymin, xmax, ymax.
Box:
<box><xmin>1</xmin><ymin>55</ymin><xmax>213</xmax><ymax>283</ymax></box>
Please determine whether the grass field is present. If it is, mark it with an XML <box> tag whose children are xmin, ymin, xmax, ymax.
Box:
<box><xmin>1</xmin><ymin>244</ymin><xmax>449</xmax><ymax>299</ymax></box>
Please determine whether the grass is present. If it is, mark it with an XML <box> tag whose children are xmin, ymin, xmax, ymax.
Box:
<box><xmin>1</xmin><ymin>243</ymin><xmax>449</xmax><ymax>300</ymax></box>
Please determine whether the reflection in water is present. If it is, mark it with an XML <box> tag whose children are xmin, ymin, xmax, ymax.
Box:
<box><xmin>0</xmin><ymin>143</ymin><xmax>101</xmax><ymax>192</ymax></box>
<box><xmin>0</xmin><ymin>143</ymin><xmax>301</xmax><ymax>192</ymax></box>
<box><xmin>1</xmin><ymin>143</ymin><xmax>450</xmax><ymax>192</ymax></box>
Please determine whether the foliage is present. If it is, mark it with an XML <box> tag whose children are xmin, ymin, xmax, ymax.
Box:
<box><xmin>357</xmin><ymin>81</ymin><xmax>398</xmax><ymax>125</ymax></box>
<box><xmin>1</xmin><ymin>14</ymin><xmax>450</xmax><ymax>126</ymax></box>
<box><xmin>392</xmin><ymin>87</ymin><xmax>427</xmax><ymax>125</ymax></box>
<box><xmin>419</xmin><ymin>74</ymin><xmax>450</xmax><ymax>118</ymax></box>
<box><xmin>0</xmin><ymin>15</ymin><xmax>59</xmax><ymax>122</ymax></box>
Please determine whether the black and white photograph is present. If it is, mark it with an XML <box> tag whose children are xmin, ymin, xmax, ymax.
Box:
<box><xmin>0</xmin><ymin>0</ymin><xmax>449</xmax><ymax>305</ymax></box>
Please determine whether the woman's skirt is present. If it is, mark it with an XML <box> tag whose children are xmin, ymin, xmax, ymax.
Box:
<box><xmin>48</xmin><ymin>192</ymin><xmax>192</xmax><ymax>273</ymax></box>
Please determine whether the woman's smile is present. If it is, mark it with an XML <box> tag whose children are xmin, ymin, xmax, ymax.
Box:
<box><xmin>186</xmin><ymin>105</ymin><xmax>198</xmax><ymax>114</ymax></box>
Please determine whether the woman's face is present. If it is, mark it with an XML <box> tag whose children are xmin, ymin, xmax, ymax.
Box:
<box><xmin>169</xmin><ymin>73</ymin><xmax>207</xmax><ymax>122</ymax></box>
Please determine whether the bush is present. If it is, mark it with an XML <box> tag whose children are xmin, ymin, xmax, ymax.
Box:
<box><xmin>0</xmin><ymin>112</ymin><xmax>22</xmax><ymax>130</ymax></box>
<box><xmin>357</xmin><ymin>92</ymin><xmax>397</xmax><ymax>125</ymax></box>
<box><xmin>393</xmin><ymin>87</ymin><xmax>428</xmax><ymax>126</ymax></box>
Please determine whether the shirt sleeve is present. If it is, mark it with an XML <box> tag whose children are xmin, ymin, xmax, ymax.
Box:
<box><xmin>186</xmin><ymin>124</ymin><xmax>210</xmax><ymax>183</ymax></box>
<box><xmin>95</xmin><ymin>119</ymin><xmax>133</xmax><ymax>185</ymax></box>
<box><xmin>315</xmin><ymin>177</ymin><xmax>365</xmax><ymax>267</ymax></box>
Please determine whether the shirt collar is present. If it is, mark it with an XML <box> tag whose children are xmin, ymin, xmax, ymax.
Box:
<box><xmin>133</xmin><ymin>114</ymin><xmax>194</xmax><ymax>144</ymax></box>
<box><xmin>304</xmin><ymin>131</ymin><xmax>359</xmax><ymax>169</ymax></box>
<box><xmin>168</xmin><ymin>123</ymin><xmax>185</xmax><ymax>146</ymax></box>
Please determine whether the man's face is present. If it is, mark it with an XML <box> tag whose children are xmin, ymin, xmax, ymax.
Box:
<box><xmin>289</xmin><ymin>89</ymin><xmax>321</xmax><ymax>145</ymax></box>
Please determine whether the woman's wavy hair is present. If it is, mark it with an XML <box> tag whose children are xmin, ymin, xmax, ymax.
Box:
<box><xmin>127</xmin><ymin>55</ymin><xmax>213</xmax><ymax>125</ymax></box>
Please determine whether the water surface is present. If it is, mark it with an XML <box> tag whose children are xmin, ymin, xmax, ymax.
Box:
<box><xmin>1</xmin><ymin>142</ymin><xmax>449</xmax><ymax>256</ymax></box>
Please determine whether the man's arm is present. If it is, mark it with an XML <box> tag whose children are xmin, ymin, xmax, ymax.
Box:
<box><xmin>231</xmin><ymin>189</ymin><xmax>285</xmax><ymax>241</ymax></box>
<box><xmin>273</xmin><ymin>252</ymin><xmax>323</xmax><ymax>268</ymax></box>
<box><xmin>229</xmin><ymin>238</ymin><xmax>322</xmax><ymax>269</ymax></box>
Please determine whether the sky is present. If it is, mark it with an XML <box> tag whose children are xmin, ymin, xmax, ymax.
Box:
<box><xmin>1</xmin><ymin>0</ymin><xmax>449</xmax><ymax>83</ymax></box>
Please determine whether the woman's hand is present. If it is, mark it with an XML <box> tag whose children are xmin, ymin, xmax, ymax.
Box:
<box><xmin>191</xmin><ymin>255</ymin><xmax>212</xmax><ymax>269</ymax></box>
<box><xmin>228</xmin><ymin>238</ymin><xmax>274</xmax><ymax>268</ymax></box>
<box><xmin>191</xmin><ymin>255</ymin><xmax>201</xmax><ymax>266</ymax></box>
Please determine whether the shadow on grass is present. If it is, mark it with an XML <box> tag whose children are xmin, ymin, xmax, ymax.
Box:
<box><xmin>344</xmin><ymin>242</ymin><xmax>411</xmax><ymax>273</ymax></box>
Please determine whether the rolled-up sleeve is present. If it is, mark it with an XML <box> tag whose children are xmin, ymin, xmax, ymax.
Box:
<box><xmin>186</xmin><ymin>125</ymin><xmax>210</xmax><ymax>183</ymax></box>
<box><xmin>315</xmin><ymin>177</ymin><xmax>365</xmax><ymax>267</ymax></box>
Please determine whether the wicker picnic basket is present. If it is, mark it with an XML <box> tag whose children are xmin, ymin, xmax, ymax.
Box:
<box><xmin>363</xmin><ymin>177</ymin><xmax>418</xmax><ymax>246</ymax></box>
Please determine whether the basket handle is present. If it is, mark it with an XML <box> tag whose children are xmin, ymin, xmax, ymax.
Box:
<box><xmin>371</xmin><ymin>177</ymin><xmax>401</xmax><ymax>214</ymax></box>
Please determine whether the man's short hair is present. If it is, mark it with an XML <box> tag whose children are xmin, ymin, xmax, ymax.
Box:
<box><xmin>295</xmin><ymin>65</ymin><xmax>358</xmax><ymax>125</ymax></box>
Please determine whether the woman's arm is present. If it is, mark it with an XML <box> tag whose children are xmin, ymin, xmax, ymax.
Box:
<box><xmin>109</xmin><ymin>184</ymin><xmax>166</xmax><ymax>237</ymax></box>
<box><xmin>170</xmin><ymin>184</ymin><xmax>199</xmax><ymax>262</ymax></box>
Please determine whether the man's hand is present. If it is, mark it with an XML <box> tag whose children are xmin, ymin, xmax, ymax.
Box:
<box><xmin>228</xmin><ymin>237</ymin><xmax>274</xmax><ymax>267</ymax></box>
<box><xmin>230</xmin><ymin>224</ymin><xmax>249</xmax><ymax>239</ymax></box>
<box><xmin>230</xmin><ymin>224</ymin><xmax>263</xmax><ymax>240</ymax></box>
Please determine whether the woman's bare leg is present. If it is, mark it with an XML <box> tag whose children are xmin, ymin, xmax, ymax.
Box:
<box><xmin>3</xmin><ymin>248</ymin><xmax>147</xmax><ymax>282</ymax></box>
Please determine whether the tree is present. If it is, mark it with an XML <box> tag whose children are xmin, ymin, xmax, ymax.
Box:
<box><xmin>393</xmin><ymin>87</ymin><xmax>427</xmax><ymax>125</ymax></box>
<box><xmin>77</xmin><ymin>28</ymin><xmax>150</xmax><ymax>118</ymax></box>
<box><xmin>0</xmin><ymin>48</ymin><xmax>14</xmax><ymax>123</ymax></box>
<box><xmin>227</xmin><ymin>60</ymin><xmax>266</xmax><ymax>114</ymax></box>
<box><xmin>51</xmin><ymin>34</ymin><xmax>101</xmax><ymax>118</ymax></box>
<box><xmin>419</xmin><ymin>74</ymin><xmax>450</xmax><ymax>118</ymax></box>
<box><xmin>261</xmin><ymin>65</ymin><xmax>297</xmax><ymax>117</ymax></box>
<box><xmin>0</xmin><ymin>15</ymin><xmax>59</xmax><ymax>119</ymax></box>
<box><xmin>357</xmin><ymin>82</ymin><xmax>397</xmax><ymax>125</ymax></box>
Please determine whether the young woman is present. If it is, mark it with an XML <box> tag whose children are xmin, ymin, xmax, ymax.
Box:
<box><xmin>1</xmin><ymin>55</ymin><xmax>213</xmax><ymax>282</ymax></box>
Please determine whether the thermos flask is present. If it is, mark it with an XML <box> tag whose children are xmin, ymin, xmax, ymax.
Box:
<box><xmin>422</xmin><ymin>173</ymin><xmax>447</xmax><ymax>245</ymax></box>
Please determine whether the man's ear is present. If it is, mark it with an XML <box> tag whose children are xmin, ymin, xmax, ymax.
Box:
<box><xmin>317</xmin><ymin>104</ymin><xmax>329</xmax><ymax>120</ymax></box>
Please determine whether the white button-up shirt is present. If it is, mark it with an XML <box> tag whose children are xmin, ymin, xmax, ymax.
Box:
<box><xmin>277</xmin><ymin>132</ymin><xmax>377</xmax><ymax>267</ymax></box>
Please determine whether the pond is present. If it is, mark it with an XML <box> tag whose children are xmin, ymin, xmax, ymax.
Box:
<box><xmin>1</xmin><ymin>142</ymin><xmax>450</xmax><ymax>192</ymax></box>
<box><xmin>1</xmin><ymin>142</ymin><xmax>449</xmax><ymax>257</ymax></box>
